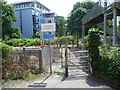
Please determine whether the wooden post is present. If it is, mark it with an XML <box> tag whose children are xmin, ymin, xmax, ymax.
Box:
<box><xmin>113</xmin><ymin>3</ymin><xmax>117</xmax><ymax>46</ymax></box>
<box><xmin>49</xmin><ymin>39</ymin><xmax>52</xmax><ymax>74</ymax></box>
<box><xmin>38</xmin><ymin>49</ymin><xmax>43</xmax><ymax>73</ymax></box>
<box><xmin>61</xmin><ymin>47</ymin><xmax>63</xmax><ymax>68</ymax></box>
<box><xmin>103</xmin><ymin>1</ymin><xmax>107</xmax><ymax>44</ymax></box>
<box><xmin>65</xmin><ymin>31</ymin><xmax>68</xmax><ymax>76</ymax></box>
<box><xmin>82</xmin><ymin>25</ymin><xmax>85</xmax><ymax>50</ymax></box>
<box><xmin>23</xmin><ymin>48</ymin><xmax>25</xmax><ymax>56</ymax></box>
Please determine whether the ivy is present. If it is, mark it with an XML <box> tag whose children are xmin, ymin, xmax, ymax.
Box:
<box><xmin>88</xmin><ymin>28</ymin><xmax>101</xmax><ymax>74</ymax></box>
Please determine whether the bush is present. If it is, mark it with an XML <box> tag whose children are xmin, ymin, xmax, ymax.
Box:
<box><xmin>87</xmin><ymin>28</ymin><xmax>120</xmax><ymax>80</ymax></box>
<box><xmin>2</xmin><ymin>43</ymin><xmax>12</xmax><ymax>61</ymax></box>
<box><xmin>3</xmin><ymin>38</ymin><xmax>40</xmax><ymax>47</ymax></box>
<box><xmin>35</xmin><ymin>32</ymin><xmax>40</xmax><ymax>38</ymax></box>
<box><xmin>87</xmin><ymin>28</ymin><xmax>101</xmax><ymax>74</ymax></box>
<box><xmin>99</xmin><ymin>44</ymin><xmax>120</xmax><ymax>79</ymax></box>
<box><xmin>2</xmin><ymin>42</ymin><xmax>40</xmax><ymax>80</ymax></box>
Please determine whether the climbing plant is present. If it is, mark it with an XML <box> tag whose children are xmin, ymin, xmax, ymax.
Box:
<box><xmin>88</xmin><ymin>28</ymin><xmax>101</xmax><ymax>74</ymax></box>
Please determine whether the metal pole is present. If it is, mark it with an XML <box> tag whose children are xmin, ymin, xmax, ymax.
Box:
<box><xmin>113</xmin><ymin>3</ymin><xmax>117</xmax><ymax>46</ymax></box>
<box><xmin>49</xmin><ymin>39</ymin><xmax>52</xmax><ymax>74</ymax></box>
<box><xmin>103</xmin><ymin>1</ymin><xmax>107</xmax><ymax>44</ymax></box>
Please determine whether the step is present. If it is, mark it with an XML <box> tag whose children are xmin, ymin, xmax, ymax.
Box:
<box><xmin>72</xmin><ymin>50</ymin><xmax>88</xmax><ymax>53</ymax></box>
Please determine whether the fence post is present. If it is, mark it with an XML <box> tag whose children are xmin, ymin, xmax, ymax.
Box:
<box><xmin>23</xmin><ymin>48</ymin><xmax>25</xmax><ymax>56</ymax></box>
<box><xmin>38</xmin><ymin>49</ymin><xmax>43</xmax><ymax>73</ymax></box>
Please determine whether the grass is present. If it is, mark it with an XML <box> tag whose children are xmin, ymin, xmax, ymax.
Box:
<box><xmin>24</xmin><ymin>72</ymin><xmax>39</xmax><ymax>81</ymax></box>
<box><xmin>57</xmin><ymin>72</ymin><xmax>65</xmax><ymax>76</ymax></box>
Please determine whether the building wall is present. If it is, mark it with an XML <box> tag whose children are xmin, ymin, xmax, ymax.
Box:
<box><xmin>13</xmin><ymin>1</ymin><xmax>57</xmax><ymax>38</ymax></box>
<box><xmin>44</xmin><ymin>17</ymin><xmax>55</xmax><ymax>23</ymax></box>
<box><xmin>22</xmin><ymin>9</ymin><xmax>33</xmax><ymax>38</ymax></box>
<box><xmin>32</xmin><ymin>9</ymin><xmax>44</xmax><ymax>32</ymax></box>
<box><xmin>13</xmin><ymin>11</ymin><xmax>21</xmax><ymax>30</ymax></box>
<box><xmin>117</xmin><ymin>16</ymin><xmax>120</xmax><ymax>26</ymax></box>
<box><xmin>14</xmin><ymin>9</ymin><xmax>33</xmax><ymax>38</ymax></box>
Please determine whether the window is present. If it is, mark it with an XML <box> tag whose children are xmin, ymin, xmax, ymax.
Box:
<box><xmin>31</xmin><ymin>4</ymin><xmax>34</xmax><ymax>7</ymax></box>
<box><xmin>48</xmin><ymin>20</ymin><xmax>51</xmax><ymax>23</ymax></box>
<box><xmin>14</xmin><ymin>5</ymin><xmax>17</xmax><ymax>8</ymax></box>
<box><xmin>38</xmin><ymin>25</ymin><xmax>39</xmax><ymax>29</ymax></box>
<box><xmin>30</xmin><ymin>4</ymin><xmax>32</xmax><ymax>7</ymax></box>
<box><xmin>38</xmin><ymin>19</ymin><xmax>39</xmax><ymax>22</ymax></box>
<box><xmin>40</xmin><ymin>19</ymin><xmax>42</xmax><ymax>23</ymax></box>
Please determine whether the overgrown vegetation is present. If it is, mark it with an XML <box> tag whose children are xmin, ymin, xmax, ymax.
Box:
<box><xmin>3</xmin><ymin>38</ymin><xmax>40</xmax><ymax>47</ymax></box>
<box><xmin>2</xmin><ymin>43</ymin><xmax>40</xmax><ymax>80</ymax></box>
<box><xmin>57</xmin><ymin>72</ymin><xmax>65</xmax><ymax>76</ymax></box>
<box><xmin>87</xmin><ymin>28</ymin><xmax>120</xmax><ymax>80</ymax></box>
<box><xmin>99</xmin><ymin>45</ymin><xmax>120</xmax><ymax>79</ymax></box>
<box><xmin>88</xmin><ymin>28</ymin><xmax>101</xmax><ymax>74</ymax></box>
<box><xmin>2</xmin><ymin>36</ymin><xmax>77</xmax><ymax>47</ymax></box>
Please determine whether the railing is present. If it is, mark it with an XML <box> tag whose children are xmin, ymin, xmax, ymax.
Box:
<box><xmin>82</xmin><ymin>0</ymin><xmax>114</xmax><ymax>25</ymax></box>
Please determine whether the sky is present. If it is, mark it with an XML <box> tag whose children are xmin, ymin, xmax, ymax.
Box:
<box><xmin>6</xmin><ymin>0</ymin><xmax>98</xmax><ymax>18</ymax></box>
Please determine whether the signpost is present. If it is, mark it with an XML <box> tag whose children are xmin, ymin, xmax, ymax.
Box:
<box><xmin>41</xmin><ymin>23</ymin><xmax>56</xmax><ymax>32</ymax></box>
<box><xmin>43</xmin><ymin>34</ymin><xmax>55</xmax><ymax>39</ymax></box>
<box><xmin>41</xmin><ymin>23</ymin><xmax>56</xmax><ymax>74</ymax></box>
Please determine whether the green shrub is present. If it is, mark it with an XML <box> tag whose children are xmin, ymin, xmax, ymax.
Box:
<box><xmin>99</xmin><ymin>45</ymin><xmax>120</xmax><ymax>79</ymax></box>
<box><xmin>3</xmin><ymin>38</ymin><xmax>40</xmax><ymax>47</ymax></box>
<box><xmin>87</xmin><ymin>28</ymin><xmax>101</xmax><ymax>74</ymax></box>
<box><xmin>2</xmin><ymin>43</ymin><xmax>12</xmax><ymax>61</ymax></box>
<box><xmin>24</xmin><ymin>72</ymin><xmax>38</xmax><ymax>81</ymax></box>
<box><xmin>35</xmin><ymin>32</ymin><xmax>40</xmax><ymax>38</ymax></box>
<box><xmin>12</xmin><ymin>33</ymin><xmax>20</xmax><ymax>39</ymax></box>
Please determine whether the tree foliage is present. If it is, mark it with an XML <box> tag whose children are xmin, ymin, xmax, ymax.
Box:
<box><xmin>1</xmin><ymin>1</ymin><xmax>21</xmax><ymax>39</ymax></box>
<box><xmin>67</xmin><ymin>1</ymin><xmax>95</xmax><ymax>37</ymax></box>
<box><xmin>57</xmin><ymin>16</ymin><xmax>67</xmax><ymax>37</ymax></box>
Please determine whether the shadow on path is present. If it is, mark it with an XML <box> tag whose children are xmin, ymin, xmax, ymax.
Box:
<box><xmin>61</xmin><ymin>74</ymin><xmax>113</xmax><ymax>88</ymax></box>
<box><xmin>86</xmin><ymin>76</ymin><xmax>111</xmax><ymax>87</ymax></box>
<box><xmin>27</xmin><ymin>74</ymin><xmax>51</xmax><ymax>88</ymax></box>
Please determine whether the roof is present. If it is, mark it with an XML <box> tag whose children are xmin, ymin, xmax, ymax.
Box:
<box><xmin>11</xmin><ymin>0</ymin><xmax>50</xmax><ymax>11</ymax></box>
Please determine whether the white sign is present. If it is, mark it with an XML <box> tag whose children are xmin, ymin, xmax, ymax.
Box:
<box><xmin>41</xmin><ymin>23</ymin><xmax>56</xmax><ymax>32</ymax></box>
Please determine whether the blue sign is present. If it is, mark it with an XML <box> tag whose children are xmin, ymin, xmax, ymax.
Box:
<box><xmin>43</xmin><ymin>34</ymin><xmax>55</xmax><ymax>39</ymax></box>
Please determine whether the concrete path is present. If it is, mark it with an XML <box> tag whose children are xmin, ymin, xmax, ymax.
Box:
<box><xmin>27</xmin><ymin>48</ymin><xmax>113</xmax><ymax>89</ymax></box>
<box><xmin>2</xmin><ymin>47</ymin><xmax>115</xmax><ymax>89</ymax></box>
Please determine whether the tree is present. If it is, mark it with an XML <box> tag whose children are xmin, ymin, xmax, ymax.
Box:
<box><xmin>0</xmin><ymin>1</ymin><xmax>2</xmax><ymax>39</ymax></box>
<box><xmin>67</xmin><ymin>1</ymin><xmax>95</xmax><ymax>37</ymax></box>
<box><xmin>1</xmin><ymin>1</ymin><xmax>21</xmax><ymax>39</ymax></box>
<box><xmin>57</xmin><ymin>16</ymin><xmax>67</xmax><ymax>37</ymax></box>
<box><xmin>35</xmin><ymin>32</ymin><xmax>40</xmax><ymax>38</ymax></box>
<box><xmin>67</xmin><ymin>1</ymin><xmax>95</xmax><ymax>47</ymax></box>
<box><xmin>67</xmin><ymin>7</ymin><xmax>87</xmax><ymax>36</ymax></box>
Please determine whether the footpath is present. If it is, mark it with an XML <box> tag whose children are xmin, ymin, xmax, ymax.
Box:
<box><xmin>2</xmin><ymin>47</ymin><xmax>115</xmax><ymax>89</ymax></box>
<box><xmin>27</xmin><ymin>48</ymin><xmax>114</xmax><ymax>89</ymax></box>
